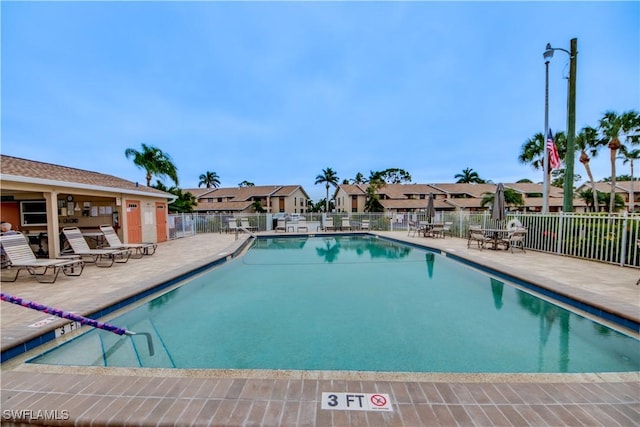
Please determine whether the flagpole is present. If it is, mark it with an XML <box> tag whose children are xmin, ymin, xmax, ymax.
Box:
<box><xmin>543</xmin><ymin>57</ymin><xmax>550</xmax><ymax>213</ymax></box>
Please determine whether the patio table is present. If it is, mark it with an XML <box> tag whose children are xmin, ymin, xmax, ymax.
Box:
<box><xmin>481</xmin><ymin>228</ymin><xmax>509</xmax><ymax>250</ymax></box>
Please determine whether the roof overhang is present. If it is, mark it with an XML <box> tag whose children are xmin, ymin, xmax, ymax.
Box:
<box><xmin>0</xmin><ymin>174</ymin><xmax>177</xmax><ymax>202</ymax></box>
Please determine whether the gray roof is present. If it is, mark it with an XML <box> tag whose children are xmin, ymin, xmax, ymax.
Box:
<box><xmin>1</xmin><ymin>155</ymin><xmax>172</xmax><ymax>198</ymax></box>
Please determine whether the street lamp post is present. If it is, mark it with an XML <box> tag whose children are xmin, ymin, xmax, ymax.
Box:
<box><xmin>542</xmin><ymin>51</ymin><xmax>552</xmax><ymax>213</ymax></box>
<box><xmin>544</xmin><ymin>38</ymin><xmax>578</xmax><ymax>212</ymax></box>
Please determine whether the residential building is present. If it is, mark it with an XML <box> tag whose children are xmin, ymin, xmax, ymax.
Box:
<box><xmin>576</xmin><ymin>180</ymin><xmax>640</xmax><ymax>212</ymax></box>
<box><xmin>187</xmin><ymin>185</ymin><xmax>310</xmax><ymax>214</ymax></box>
<box><xmin>335</xmin><ymin>182</ymin><xmax>587</xmax><ymax>214</ymax></box>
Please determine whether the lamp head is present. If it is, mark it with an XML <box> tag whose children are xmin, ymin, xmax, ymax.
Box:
<box><xmin>543</xmin><ymin>43</ymin><xmax>554</xmax><ymax>59</ymax></box>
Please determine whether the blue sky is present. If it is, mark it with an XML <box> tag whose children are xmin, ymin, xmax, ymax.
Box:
<box><xmin>2</xmin><ymin>1</ymin><xmax>638</xmax><ymax>202</ymax></box>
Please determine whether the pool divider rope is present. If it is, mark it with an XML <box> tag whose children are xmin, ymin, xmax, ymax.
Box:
<box><xmin>0</xmin><ymin>292</ymin><xmax>154</xmax><ymax>356</ymax></box>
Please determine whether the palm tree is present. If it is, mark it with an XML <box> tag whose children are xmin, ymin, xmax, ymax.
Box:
<box><xmin>519</xmin><ymin>131</ymin><xmax>567</xmax><ymax>209</ymax></box>
<box><xmin>575</xmin><ymin>126</ymin><xmax>601</xmax><ymax>211</ymax></box>
<box><xmin>480</xmin><ymin>188</ymin><xmax>524</xmax><ymax>210</ymax></box>
<box><xmin>598</xmin><ymin>110</ymin><xmax>640</xmax><ymax>213</ymax></box>
<box><xmin>169</xmin><ymin>189</ymin><xmax>197</xmax><ymax>213</ymax></box>
<box><xmin>250</xmin><ymin>200</ymin><xmax>266</xmax><ymax>213</ymax></box>
<box><xmin>151</xmin><ymin>180</ymin><xmax>196</xmax><ymax>213</ymax></box>
<box><xmin>238</xmin><ymin>180</ymin><xmax>255</xmax><ymax>187</ymax></box>
<box><xmin>454</xmin><ymin>168</ymin><xmax>484</xmax><ymax>183</ymax></box>
<box><xmin>519</xmin><ymin>131</ymin><xmax>567</xmax><ymax>174</ymax></box>
<box><xmin>364</xmin><ymin>179</ymin><xmax>385</xmax><ymax>212</ymax></box>
<box><xmin>198</xmin><ymin>171</ymin><xmax>221</xmax><ymax>189</ymax></box>
<box><xmin>350</xmin><ymin>172</ymin><xmax>367</xmax><ymax>184</ymax></box>
<box><xmin>315</xmin><ymin>168</ymin><xmax>339</xmax><ymax>212</ymax></box>
<box><xmin>125</xmin><ymin>143</ymin><xmax>179</xmax><ymax>187</ymax></box>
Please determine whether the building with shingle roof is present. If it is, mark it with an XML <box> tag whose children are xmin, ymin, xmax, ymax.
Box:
<box><xmin>1</xmin><ymin>155</ymin><xmax>174</xmax><ymax>257</ymax></box>
<box><xmin>185</xmin><ymin>185</ymin><xmax>310</xmax><ymax>214</ymax></box>
<box><xmin>576</xmin><ymin>180</ymin><xmax>639</xmax><ymax>212</ymax></box>
<box><xmin>335</xmin><ymin>181</ymin><xmax>587</xmax><ymax>214</ymax></box>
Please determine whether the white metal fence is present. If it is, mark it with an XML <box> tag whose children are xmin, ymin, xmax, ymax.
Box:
<box><xmin>168</xmin><ymin>211</ymin><xmax>640</xmax><ymax>268</ymax></box>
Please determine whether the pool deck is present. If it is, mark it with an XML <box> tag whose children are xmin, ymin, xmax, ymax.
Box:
<box><xmin>1</xmin><ymin>231</ymin><xmax>639</xmax><ymax>426</ymax></box>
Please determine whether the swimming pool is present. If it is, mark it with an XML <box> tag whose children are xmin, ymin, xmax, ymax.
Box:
<box><xmin>28</xmin><ymin>235</ymin><xmax>640</xmax><ymax>373</ymax></box>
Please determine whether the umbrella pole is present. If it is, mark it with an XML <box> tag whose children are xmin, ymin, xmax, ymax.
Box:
<box><xmin>1</xmin><ymin>292</ymin><xmax>154</xmax><ymax>356</ymax></box>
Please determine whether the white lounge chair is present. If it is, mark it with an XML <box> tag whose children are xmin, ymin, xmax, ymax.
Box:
<box><xmin>0</xmin><ymin>231</ymin><xmax>84</xmax><ymax>283</ymax></box>
<box><xmin>240</xmin><ymin>218</ymin><xmax>258</xmax><ymax>233</ymax></box>
<box><xmin>296</xmin><ymin>219</ymin><xmax>308</xmax><ymax>232</ymax></box>
<box><xmin>99</xmin><ymin>225</ymin><xmax>157</xmax><ymax>258</ymax></box>
<box><xmin>323</xmin><ymin>218</ymin><xmax>336</xmax><ymax>232</ymax></box>
<box><xmin>360</xmin><ymin>219</ymin><xmax>370</xmax><ymax>231</ymax></box>
<box><xmin>341</xmin><ymin>218</ymin><xmax>352</xmax><ymax>231</ymax></box>
<box><xmin>275</xmin><ymin>219</ymin><xmax>287</xmax><ymax>232</ymax></box>
<box><xmin>62</xmin><ymin>227</ymin><xmax>131</xmax><ymax>267</ymax></box>
<box><xmin>227</xmin><ymin>217</ymin><xmax>239</xmax><ymax>234</ymax></box>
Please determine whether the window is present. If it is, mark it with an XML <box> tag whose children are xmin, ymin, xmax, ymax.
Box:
<box><xmin>218</xmin><ymin>198</ymin><xmax>222</xmax><ymax>202</ymax></box>
<box><xmin>20</xmin><ymin>200</ymin><xmax>47</xmax><ymax>226</ymax></box>
<box><xmin>420</xmin><ymin>194</ymin><xmax>425</xmax><ymax>199</ymax></box>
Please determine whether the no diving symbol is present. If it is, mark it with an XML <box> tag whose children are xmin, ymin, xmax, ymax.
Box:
<box><xmin>370</xmin><ymin>394</ymin><xmax>387</xmax><ymax>407</ymax></box>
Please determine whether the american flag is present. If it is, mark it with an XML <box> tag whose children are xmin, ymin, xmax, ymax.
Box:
<box><xmin>546</xmin><ymin>129</ymin><xmax>561</xmax><ymax>170</ymax></box>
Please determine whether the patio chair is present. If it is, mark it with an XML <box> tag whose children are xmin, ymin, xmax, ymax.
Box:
<box><xmin>323</xmin><ymin>218</ymin><xmax>336</xmax><ymax>232</ymax></box>
<box><xmin>227</xmin><ymin>217</ymin><xmax>239</xmax><ymax>234</ymax></box>
<box><xmin>467</xmin><ymin>226</ymin><xmax>489</xmax><ymax>250</ymax></box>
<box><xmin>443</xmin><ymin>222</ymin><xmax>453</xmax><ymax>237</ymax></box>
<box><xmin>501</xmin><ymin>228</ymin><xmax>527</xmax><ymax>253</ymax></box>
<box><xmin>240</xmin><ymin>218</ymin><xmax>258</xmax><ymax>233</ymax></box>
<box><xmin>407</xmin><ymin>221</ymin><xmax>422</xmax><ymax>237</ymax></box>
<box><xmin>99</xmin><ymin>225</ymin><xmax>157</xmax><ymax>258</ymax></box>
<box><xmin>0</xmin><ymin>231</ymin><xmax>84</xmax><ymax>283</ymax></box>
<box><xmin>427</xmin><ymin>223</ymin><xmax>445</xmax><ymax>238</ymax></box>
<box><xmin>341</xmin><ymin>217</ymin><xmax>352</xmax><ymax>231</ymax></box>
<box><xmin>62</xmin><ymin>227</ymin><xmax>131</xmax><ymax>267</ymax></box>
<box><xmin>360</xmin><ymin>219</ymin><xmax>370</xmax><ymax>231</ymax></box>
<box><xmin>275</xmin><ymin>219</ymin><xmax>287</xmax><ymax>232</ymax></box>
<box><xmin>296</xmin><ymin>219</ymin><xmax>308</xmax><ymax>232</ymax></box>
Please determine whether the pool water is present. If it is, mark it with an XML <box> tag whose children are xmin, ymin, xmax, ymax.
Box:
<box><xmin>29</xmin><ymin>235</ymin><xmax>640</xmax><ymax>373</ymax></box>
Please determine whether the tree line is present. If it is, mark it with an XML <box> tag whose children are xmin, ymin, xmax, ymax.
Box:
<box><xmin>124</xmin><ymin>110</ymin><xmax>638</xmax><ymax>213</ymax></box>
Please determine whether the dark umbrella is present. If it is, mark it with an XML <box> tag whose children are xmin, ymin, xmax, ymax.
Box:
<box><xmin>491</xmin><ymin>183</ymin><xmax>506</xmax><ymax>224</ymax></box>
<box><xmin>426</xmin><ymin>193</ymin><xmax>436</xmax><ymax>223</ymax></box>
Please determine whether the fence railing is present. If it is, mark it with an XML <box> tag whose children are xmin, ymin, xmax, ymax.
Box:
<box><xmin>168</xmin><ymin>211</ymin><xmax>640</xmax><ymax>268</ymax></box>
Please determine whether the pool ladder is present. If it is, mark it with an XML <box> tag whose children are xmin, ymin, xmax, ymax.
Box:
<box><xmin>99</xmin><ymin>319</ymin><xmax>175</xmax><ymax>368</ymax></box>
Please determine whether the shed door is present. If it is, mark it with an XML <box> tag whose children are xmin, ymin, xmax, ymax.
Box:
<box><xmin>155</xmin><ymin>202</ymin><xmax>167</xmax><ymax>242</ymax></box>
<box><xmin>0</xmin><ymin>202</ymin><xmax>20</xmax><ymax>229</ymax></box>
<box><xmin>126</xmin><ymin>201</ymin><xmax>142</xmax><ymax>243</ymax></box>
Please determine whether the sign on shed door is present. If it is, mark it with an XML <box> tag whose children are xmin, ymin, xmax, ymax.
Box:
<box><xmin>126</xmin><ymin>201</ymin><xmax>142</xmax><ymax>243</ymax></box>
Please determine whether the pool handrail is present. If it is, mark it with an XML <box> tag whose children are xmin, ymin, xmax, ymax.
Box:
<box><xmin>0</xmin><ymin>292</ymin><xmax>154</xmax><ymax>356</ymax></box>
